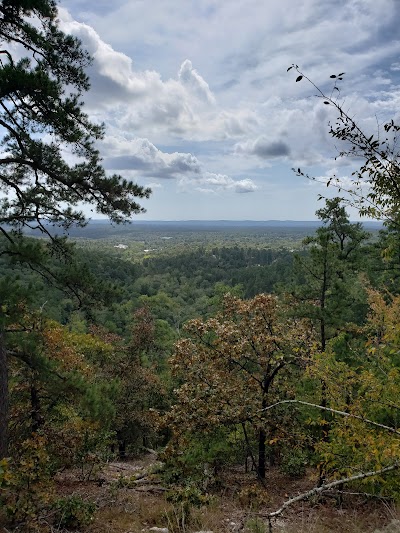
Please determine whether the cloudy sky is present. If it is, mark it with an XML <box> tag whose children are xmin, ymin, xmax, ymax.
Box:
<box><xmin>59</xmin><ymin>0</ymin><xmax>400</xmax><ymax>220</ymax></box>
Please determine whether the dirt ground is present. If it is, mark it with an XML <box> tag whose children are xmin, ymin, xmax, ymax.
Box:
<box><xmin>54</xmin><ymin>454</ymin><xmax>400</xmax><ymax>533</ymax></box>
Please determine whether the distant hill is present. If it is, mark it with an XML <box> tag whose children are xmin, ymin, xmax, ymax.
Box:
<box><xmin>73</xmin><ymin>219</ymin><xmax>383</xmax><ymax>228</ymax></box>
<box><xmin>21</xmin><ymin>219</ymin><xmax>383</xmax><ymax>240</ymax></box>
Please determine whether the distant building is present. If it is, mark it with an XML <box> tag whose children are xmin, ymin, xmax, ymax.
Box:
<box><xmin>114</xmin><ymin>244</ymin><xmax>128</xmax><ymax>249</ymax></box>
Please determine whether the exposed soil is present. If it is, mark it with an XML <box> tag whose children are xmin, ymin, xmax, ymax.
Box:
<box><xmin>54</xmin><ymin>454</ymin><xmax>400</xmax><ymax>533</ymax></box>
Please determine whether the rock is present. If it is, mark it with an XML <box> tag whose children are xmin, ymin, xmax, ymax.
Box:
<box><xmin>148</xmin><ymin>528</ymin><xmax>169</xmax><ymax>533</ymax></box>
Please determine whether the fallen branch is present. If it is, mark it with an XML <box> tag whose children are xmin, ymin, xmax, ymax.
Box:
<box><xmin>323</xmin><ymin>490</ymin><xmax>393</xmax><ymax>502</ymax></box>
<box><xmin>260</xmin><ymin>399</ymin><xmax>400</xmax><ymax>436</ymax></box>
<box><xmin>266</xmin><ymin>463</ymin><xmax>398</xmax><ymax>529</ymax></box>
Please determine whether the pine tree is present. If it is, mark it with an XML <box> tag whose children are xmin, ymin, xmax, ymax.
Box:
<box><xmin>288</xmin><ymin>198</ymin><xmax>369</xmax><ymax>351</ymax></box>
<box><xmin>0</xmin><ymin>0</ymin><xmax>151</xmax><ymax>457</ymax></box>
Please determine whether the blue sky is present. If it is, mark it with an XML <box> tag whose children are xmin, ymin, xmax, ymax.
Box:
<box><xmin>59</xmin><ymin>0</ymin><xmax>400</xmax><ymax>220</ymax></box>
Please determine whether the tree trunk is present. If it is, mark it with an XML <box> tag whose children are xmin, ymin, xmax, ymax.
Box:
<box><xmin>30</xmin><ymin>378</ymin><xmax>43</xmax><ymax>433</ymax></box>
<box><xmin>0</xmin><ymin>328</ymin><xmax>8</xmax><ymax>458</ymax></box>
<box><xmin>117</xmin><ymin>431</ymin><xmax>126</xmax><ymax>459</ymax></box>
<box><xmin>258</xmin><ymin>426</ymin><xmax>266</xmax><ymax>479</ymax></box>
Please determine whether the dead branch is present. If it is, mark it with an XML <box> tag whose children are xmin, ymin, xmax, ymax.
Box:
<box><xmin>266</xmin><ymin>463</ymin><xmax>398</xmax><ymax>529</ymax></box>
<box><xmin>261</xmin><ymin>399</ymin><xmax>400</xmax><ymax>436</ymax></box>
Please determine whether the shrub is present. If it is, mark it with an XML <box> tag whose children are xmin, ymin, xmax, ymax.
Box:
<box><xmin>2</xmin><ymin>435</ymin><xmax>55</xmax><ymax>531</ymax></box>
<box><xmin>279</xmin><ymin>448</ymin><xmax>309</xmax><ymax>478</ymax></box>
<box><xmin>53</xmin><ymin>494</ymin><xmax>96</xmax><ymax>529</ymax></box>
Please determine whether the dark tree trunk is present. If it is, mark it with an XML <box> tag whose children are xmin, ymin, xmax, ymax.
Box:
<box><xmin>258</xmin><ymin>426</ymin><xmax>266</xmax><ymax>479</ymax></box>
<box><xmin>0</xmin><ymin>329</ymin><xmax>8</xmax><ymax>458</ymax></box>
<box><xmin>30</xmin><ymin>380</ymin><xmax>43</xmax><ymax>433</ymax></box>
<box><xmin>241</xmin><ymin>422</ymin><xmax>258</xmax><ymax>475</ymax></box>
<box><xmin>117</xmin><ymin>431</ymin><xmax>126</xmax><ymax>459</ymax></box>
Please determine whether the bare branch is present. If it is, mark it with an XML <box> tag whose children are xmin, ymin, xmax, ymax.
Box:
<box><xmin>267</xmin><ymin>463</ymin><xmax>398</xmax><ymax>523</ymax></box>
<box><xmin>260</xmin><ymin>399</ymin><xmax>400</xmax><ymax>436</ymax></box>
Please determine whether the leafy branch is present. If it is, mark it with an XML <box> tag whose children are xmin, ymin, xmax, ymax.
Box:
<box><xmin>288</xmin><ymin>64</ymin><xmax>400</xmax><ymax>225</ymax></box>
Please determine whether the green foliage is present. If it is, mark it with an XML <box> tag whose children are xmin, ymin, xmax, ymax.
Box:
<box><xmin>238</xmin><ymin>484</ymin><xmax>268</xmax><ymax>510</ymax></box>
<box><xmin>285</xmin><ymin>198</ymin><xmax>369</xmax><ymax>351</ymax></box>
<box><xmin>0</xmin><ymin>0</ymin><xmax>150</xmax><ymax>231</ymax></box>
<box><xmin>279</xmin><ymin>447</ymin><xmax>309</xmax><ymax>478</ymax></box>
<box><xmin>165</xmin><ymin>484</ymin><xmax>212</xmax><ymax>533</ymax></box>
<box><xmin>168</xmin><ymin>293</ymin><xmax>312</xmax><ymax>479</ymax></box>
<box><xmin>0</xmin><ymin>0</ymin><xmax>151</xmax><ymax>463</ymax></box>
<box><xmin>53</xmin><ymin>494</ymin><xmax>96</xmax><ymax>530</ymax></box>
<box><xmin>244</xmin><ymin>517</ymin><xmax>268</xmax><ymax>533</ymax></box>
<box><xmin>0</xmin><ymin>457</ymin><xmax>11</xmax><ymax>488</ymax></box>
<box><xmin>163</xmin><ymin>428</ymin><xmax>243</xmax><ymax>486</ymax></box>
<box><xmin>289</xmin><ymin>65</ymin><xmax>400</xmax><ymax>223</ymax></box>
<box><xmin>73</xmin><ymin>427</ymin><xmax>114</xmax><ymax>481</ymax></box>
<box><xmin>1</xmin><ymin>435</ymin><xmax>55</xmax><ymax>531</ymax></box>
<box><xmin>166</xmin><ymin>484</ymin><xmax>211</xmax><ymax>508</ymax></box>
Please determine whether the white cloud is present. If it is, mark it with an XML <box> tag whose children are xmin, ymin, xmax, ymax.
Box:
<box><xmin>99</xmin><ymin>135</ymin><xmax>257</xmax><ymax>194</ymax></box>
<box><xmin>178</xmin><ymin>59</ymin><xmax>215</xmax><ymax>105</ymax></box>
<box><xmin>102</xmin><ymin>137</ymin><xmax>201</xmax><ymax>178</ymax></box>
<box><xmin>179</xmin><ymin>172</ymin><xmax>258</xmax><ymax>194</ymax></box>
<box><xmin>234</xmin><ymin>179</ymin><xmax>259</xmax><ymax>193</ymax></box>
<box><xmin>57</xmin><ymin>0</ymin><xmax>400</xmax><ymax>219</ymax></box>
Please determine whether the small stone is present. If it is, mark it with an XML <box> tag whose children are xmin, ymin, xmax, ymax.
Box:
<box><xmin>148</xmin><ymin>528</ymin><xmax>168</xmax><ymax>533</ymax></box>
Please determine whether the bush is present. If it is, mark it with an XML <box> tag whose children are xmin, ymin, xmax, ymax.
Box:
<box><xmin>162</xmin><ymin>428</ymin><xmax>243</xmax><ymax>487</ymax></box>
<box><xmin>279</xmin><ymin>448</ymin><xmax>309</xmax><ymax>478</ymax></box>
<box><xmin>2</xmin><ymin>436</ymin><xmax>55</xmax><ymax>531</ymax></box>
<box><xmin>245</xmin><ymin>517</ymin><xmax>268</xmax><ymax>533</ymax></box>
<box><xmin>165</xmin><ymin>485</ymin><xmax>212</xmax><ymax>533</ymax></box>
<box><xmin>53</xmin><ymin>494</ymin><xmax>96</xmax><ymax>529</ymax></box>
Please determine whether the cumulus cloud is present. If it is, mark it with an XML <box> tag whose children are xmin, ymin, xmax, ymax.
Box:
<box><xmin>58</xmin><ymin>9</ymin><xmax>220</xmax><ymax>138</ymax></box>
<box><xmin>234</xmin><ymin>179</ymin><xmax>258</xmax><ymax>193</ymax></box>
<box><xmin>103</xmin><ymin>138</ymin><xmax>201</xmax><ymax>179</ymax></box>
<box><xmin>310</xmin><ymin>170</ymin><xmax>372</xmax><ymax>194</ymax></box>
<box><xmin>235</xmin><ymin>137</ymin><xmax>291</xmax><ymax>159</ymax></box>
<box><xmin>178</xmin><ymin>59</ymin><xmax>215</xmax><ymax>105</ymax></box>
<box><xmin>180</xmin><ymin>172</ymin><xmax>258</xmax><ymax>194</ymax></box>
<box><xmin>58</xmin><ymin>0</ymin><xmax>400</xmax><ymax>219</ymax></box>
<box><xmin>100</xmin><ymin>136</ymin><xmax>257</xmax><ymax>193</ymax></box>
<box><xmin>57</xmin><ymin>8</ymin><xmax>263</xmax><ymax>143</ymax></box>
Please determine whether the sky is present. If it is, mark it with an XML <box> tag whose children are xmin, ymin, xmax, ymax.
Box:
<box><xmin>58</xmin><ymin>0</ymin><xmax>400</xmax><ymax>221</ymax></box>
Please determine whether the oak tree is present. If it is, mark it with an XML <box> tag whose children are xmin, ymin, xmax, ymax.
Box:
<box><xmin>168</xmin><ymin>293</ymin><xmax>311</xmax><ymax>479</ymax></box>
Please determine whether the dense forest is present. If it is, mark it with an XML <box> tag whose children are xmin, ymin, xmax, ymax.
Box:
<box><xmin>2</xmin><ymin>2</ymin><xmax>400</xmax><ymax>533</ymax></box>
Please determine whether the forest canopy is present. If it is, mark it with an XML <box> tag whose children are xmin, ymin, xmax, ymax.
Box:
<box><xmin>2</xmin><ymin>3</ymin><xmax>400</xmax><ymax>533</ymax></box>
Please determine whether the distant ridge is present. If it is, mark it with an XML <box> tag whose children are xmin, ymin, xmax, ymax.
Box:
<box><xmin>86</xmin><ymin>219</ymin><xmax>383</xmax><ymax>228</ymax></box>
<box><xmin>21</xmin><ymin>219</ymin><xmax>383</xmax><ymax>239</ymax></box>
